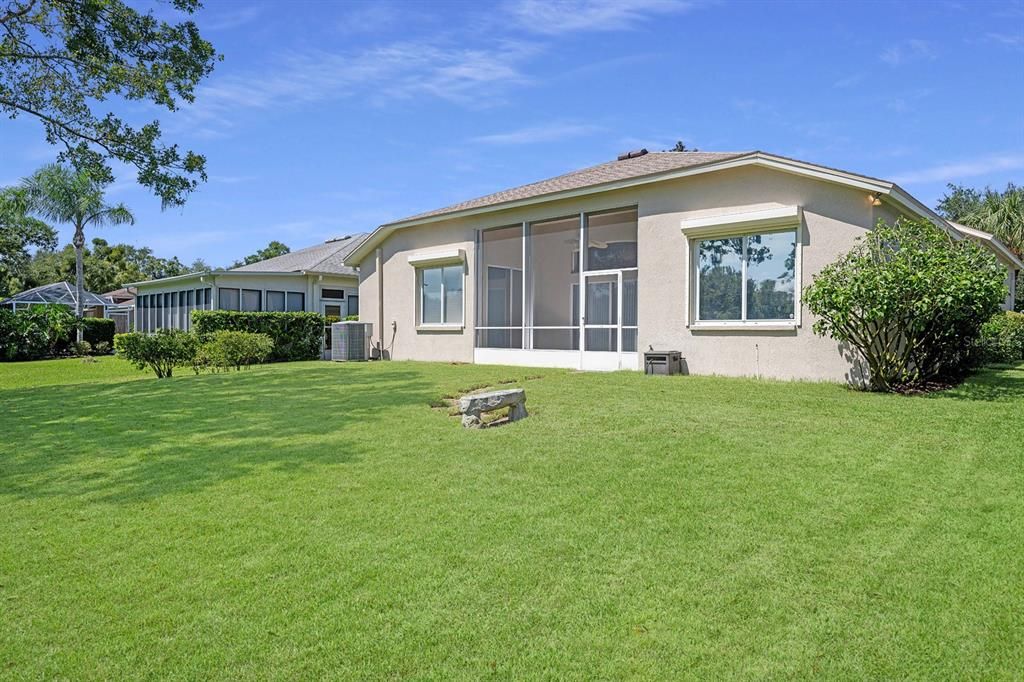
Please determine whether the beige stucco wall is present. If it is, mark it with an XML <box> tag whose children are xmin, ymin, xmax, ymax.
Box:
<box><xmin>357</xmin><ymin>164</ymin><xmax>913</xmax><ymax>381</ymax></box>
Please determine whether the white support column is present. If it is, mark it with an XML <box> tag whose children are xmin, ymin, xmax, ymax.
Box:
<box><xmin>521</xmin><ymin>220</ymin><xmax>529</xmax><ymax>350</ymax></box>
<box><xmin>578</xmin><ymin>211</ymin><xmax>586</xmax><ymax>367</ymax></box>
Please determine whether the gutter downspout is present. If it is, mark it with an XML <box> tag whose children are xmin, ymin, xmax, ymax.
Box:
<box><xmin>376</xmin><ymin>247</ymin><xmax>385</xmax><ymax>359</ymax></box>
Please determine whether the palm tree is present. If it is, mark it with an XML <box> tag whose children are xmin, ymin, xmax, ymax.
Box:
<box><xmin>965</xmin><ymin>187</ymin><xmax>1024</xmax><ymax>258</ymax></box>
<box><xmin>23</xmin><ymin>165</ymin><xmax>134</xmax><ymax>341</ymax></box>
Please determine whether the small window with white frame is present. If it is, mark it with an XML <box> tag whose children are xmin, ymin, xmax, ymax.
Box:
<box><xmin>694</xmin><ymin>228</ymin><xmax>798</xmax><ymax>324</ymax></box>
<box><xmin>419</xmin><ymin>264</ymin><xmax>463</xmax><ymax>326</ymax></box>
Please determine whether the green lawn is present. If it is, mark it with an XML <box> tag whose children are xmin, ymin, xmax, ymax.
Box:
<box><xmin>1</xmin><ymin>359</ymin><xmax>1022</xmax><ymax>679</ymax></box>
<box><xmin>0</xmin><ymin>355</ymin><xmax>147</xmax><ymax>389</ymax></box>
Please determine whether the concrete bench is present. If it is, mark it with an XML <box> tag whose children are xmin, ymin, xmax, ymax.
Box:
<box><xmin>458</xmin><ymin>388</ymin><xmax>527</xmax><ymax>428</ymax></box>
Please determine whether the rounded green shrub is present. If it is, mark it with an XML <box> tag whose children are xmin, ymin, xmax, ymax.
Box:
<box><xmin>805</xmin><ymin>218</ymin><xmax>1008</xmax><ymax>391</ymax></box>
<box><xmin>114</xmin><ymin>329</ymin><xmax>198</xmax><ymax>378</ymax></box>
<box><xmin>196</xmin><ymin>330</ymin><xmax>273</xmax><ymax>371</ymax></box>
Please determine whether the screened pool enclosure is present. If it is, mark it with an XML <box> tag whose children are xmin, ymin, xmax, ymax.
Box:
<box><xmin>2</xmin><ymin>282</ymin><xmax>111</xmax><ymax>313</ymax></box>
<box><xmin>475</xmin><ymin>207</ymin><xmax>639</xmax><ymax>371</ymax></box>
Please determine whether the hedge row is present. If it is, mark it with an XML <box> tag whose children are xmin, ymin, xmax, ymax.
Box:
<box><xmin>979</xmin><ymin>311</ymin><xmax>1024</xmax><ymax>364</ymax></box>
<box><xmin>191</xmin><ymin>310</ymin><xmax>325</xmax><ymax>362</ymax></box>
<box><xmin>82</xmin><ymin>318</ymin><xmax>115</xmax><ymax>347</ymax></box>
<box><xmin>115</xmin><ymin>329</ymin><xmax>274</xmax><ymax>378</ymax></box>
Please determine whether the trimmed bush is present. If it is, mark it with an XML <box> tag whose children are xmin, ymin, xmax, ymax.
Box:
<box><xmin>81</xmin><ymin>318</ymin><xmax>115</xmax><ymax>347</ymax></box>
<box><xmin>72</xmin><ymin>340</ymin><xmax>92</xmax><ymax>357</ymax></box>
<box><xmin>0</xmin><ymin>305</ymin><xmax>77</xmax><ymax>361</ymax></box>
<box><xmin>196</xmin><ymin>330</ymin><xmax>274</xmax><ymax>371</ymax></box>
<box><xmin>93</xmin><ymin>341</ymin><xmax>112</xmax><ymax>355</ymax></box>
<box><xmin>191</xmin><ymin>310</ymin><xmax>324</xmax><ymax>361</ymax></box>
<box><xmin>805</xmin><ymin>218</ymin><xmax>1007</xmax><ymax>391</ymax></box>
<box><xmin>114</xmin><ymin>329</ymin><xmax>198</xmax><ymax>378</ymax></box>
<box><xmin>979</xmin><ymin>311</ymin><xmax>1024</xmax><ymax>364</ymax></box>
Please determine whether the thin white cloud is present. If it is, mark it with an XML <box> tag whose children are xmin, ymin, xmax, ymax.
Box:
<box><xmin>833</xmin><ymin>73</ymin><xmax>865</xmax><ymax>89</ymax></box>
<box><xmin>880</xmin><ymin>39</ymin><xmax>936</xmax><ymax>65</ymax></box>
<box><xmin>185</xmin><ymin>39</ymin><xmax>538</xmax><ymax>128</ymax></box>
<box><xmin>472</xmin><ymin>122</ymin><xmax>605</xmax><ymax>144</ymax></box>
<box><xmin>209</xmin><ymin>175</ymin><xmax>257</xmax><ymax>185</ymax></box>
<box><xmin>335</xmin><ymin>2</ymin><xmax>402</xmax><ymax>35</ymax></box>
<box><xmin>891</xmin><ymin>153</ymin><xmax>1024</xmax><ymax>184</ymax></box>
<box><xmin>505</xmin><ymin>0</ymin><xmax>697</xmax><ymax>35</ymax></box>
<box><xmin>200</xmin><ymin>4</ymin><xmax>264</xmax><ymax>31</ymax></box>
<box><xmin>984</xmin><ymin>32</ymin><xmax>1024</xmax><ymax>48</ymax></box>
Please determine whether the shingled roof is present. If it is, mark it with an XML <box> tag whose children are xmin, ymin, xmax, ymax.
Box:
<box><xmin>386</xmin><ymin>151</ymin><xmax>749</xmax><ymax>225</ymax></box>
<box><xmin>345</xmin><ymin>149</ymin><xmax>954</xmax><ymax>266</ymax></box>
<box><xmin>232</xmin><ymin>233</ymin><xmax>368</xmax><ymax>277</ymax></box>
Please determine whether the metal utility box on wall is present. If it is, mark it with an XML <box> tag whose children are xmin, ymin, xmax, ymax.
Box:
<box><xmin>331</xmin><ymin>321</ymin><xmax>373</xmax><ymax>361</ymax></box>
<box><xmin>644</xmin><ymin>350</ymin><xmax>684</xmax><ymax>376</ymax></box>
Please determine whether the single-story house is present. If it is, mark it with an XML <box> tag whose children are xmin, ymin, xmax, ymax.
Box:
<box><xmin>343</xmin><ymin>150</ymin><xmax>1022</xmax><ymax>381</ymax></box>
<box><xmin>128</xmin><ymin>233</ymin><xmax>367</xmax><ymax>333</ymax></box>
<box><xmin>101</xmin><ymin>287</ymin><xmax>136</xmax><ymax>333</ymax></box>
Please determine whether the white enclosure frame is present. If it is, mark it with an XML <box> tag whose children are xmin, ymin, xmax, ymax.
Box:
<box><xmin>473</xmin><ymin>207</ymin><xmax>639</xmax><ymax>371</ymax></box>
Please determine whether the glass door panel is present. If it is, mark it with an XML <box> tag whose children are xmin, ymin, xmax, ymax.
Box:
<box><xmin>622</xmin><ymin>270</ymin><xmax>638</xmax><ymax>353</ymax></box>
<box><xmin>583</xmin><ymin>273</ymin><xmax>617</xmax><ymax>352</ymax></box>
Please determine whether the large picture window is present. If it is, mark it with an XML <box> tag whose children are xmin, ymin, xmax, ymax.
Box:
<box><xmin>269</xmin><ymin>290</ymin><xmax>305</xmax><ymax>312</ymax></box>
<box><xmin>695</xmin><ymin>229</ymin><xmax>797</xmax><ymax>323</ymax></box>
<box><xmin>420</xmin><ymin>265</ymin><xmax>463</xmax><ymax>326</ymax></box>
<box><xmin>219</xmin><ymin>287</ymin><xmax>240</xmax><ymax>311</ymax></box>
<box><xmin>241</xmin><ymin>289</ymin><xmax>261</xmax><ymax>312</ymax></box>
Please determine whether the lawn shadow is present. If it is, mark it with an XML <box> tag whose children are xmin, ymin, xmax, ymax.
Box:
<box><xmin>0</xmin><ymin>364</ymin><xmax>436</xmax><ymax>504</ymax></box>
<box><xmin>925</xmin><ymin>364</ymin><xmax>1024</xmax><ymax>403</ymax></box>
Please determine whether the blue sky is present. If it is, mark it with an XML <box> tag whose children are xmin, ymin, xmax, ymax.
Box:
<box><xmin>2</xmin><ymin>0</ymin><xmax>1023</xmax><ymax>266</ymax></box>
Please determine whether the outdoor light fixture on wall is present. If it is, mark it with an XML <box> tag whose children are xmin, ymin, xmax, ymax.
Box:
<box><xmin>870</xmin><ymin>192</ymin><xmax>883</xmax><ymax>206</ymax></box>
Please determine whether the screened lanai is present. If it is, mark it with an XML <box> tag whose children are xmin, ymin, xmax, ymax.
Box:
<box><xmin>476</xmin><ymin>207</ymin><xmax>639</xmax><ymax>371</ymax></box>
<box><xmin>2</xmin><ymin>282</ymin><xmax>110</xmax><ymax>315</ymax></box>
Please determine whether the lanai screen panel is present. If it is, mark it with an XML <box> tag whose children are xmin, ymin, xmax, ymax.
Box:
<box><xmin>477</xmin><ymin>225</ymin><xmax>523</xmax><ymax>348</ymax></box>
<box><xmin>585</xmin><ymin>208</ymin><xmax>638</xmax><ymax>271</ymax></box>
<box><xmin>529</xmin><ymin>216</ymin><xmax>580</xmax><ymax>350</ymax></box>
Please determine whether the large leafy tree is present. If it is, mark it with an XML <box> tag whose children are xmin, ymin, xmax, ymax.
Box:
<box><xmin>23</xmin><ymin>164</ymin><xmax>133</xmax><ymax>338</ymax></box>
<box><xmin>232</xmin><ymin>240</ymin><xmax>290</xmax><ymax>268</ymax></box>
<box><xmin>937</xmin><ymin>183</ymin><xmax>1024</xmax><ymax>256</ymax></box>
<box><xmin>805</xmin><ymin>218</ymin><xmax>1006</xmax><ymax>392</ymax></box>
<box><xmin>0</xmin><ymin>186</ymin><xmax>55</xmax><ymax>296</ymax></box>
<box><xmin>23</xmin><ymin>237</ymin><xmax>191</xmax><ymax>292</ymax></box>
<box><xmin>1</xmin><ymin>0</ymin><xmax>218</xmax><ymax>207</ymax></box>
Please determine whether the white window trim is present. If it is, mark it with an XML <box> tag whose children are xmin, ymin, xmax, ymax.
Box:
<box><xmin>416</xmin><ymin>263</ymin><xmax>465</xmax><ymax>331</ymax></box>
<box><xmin>687</xmin><ymin>222</ymin><xmax>803</xmax><ymax>330</ymax></box>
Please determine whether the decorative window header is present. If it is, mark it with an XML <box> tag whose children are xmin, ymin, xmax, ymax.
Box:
<box><xmin>681</xmin><ymin>205</ymin><xmax>801</xmax><ymax>238</ymax></box>
<box><xmin>407</xmin><ymin>249</ymin><xmax>466</xmax><ymax>268</ymax></box>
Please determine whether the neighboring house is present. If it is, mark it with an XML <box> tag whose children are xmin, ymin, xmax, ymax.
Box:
<box><xmin>128</xmin><ymin>233</ymin><xmax>367</xmax><ymax>333</ymax></box>
<box><xmin>102</xmin><ymin>287</ymin><xmax>135</xmax><ymax>306</ymax></box>
<box><xmin>344</xmin><ymin>150</ymin><xmax>1022</xmax><ymax>381</ymax></box>
<box><xmin>102</xmin><ymin>287</ymin><xmax>136</xmax><ymax>333</ymax></box>
<box><xmin>2</xmin><ymin>281</ymin><xmax>110</xmax><ymax>317</ymax></box>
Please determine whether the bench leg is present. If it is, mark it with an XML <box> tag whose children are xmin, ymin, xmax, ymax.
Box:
<box><xmin>461</xmin><ymin>412</ymin><xmax>483</xmax><ymax>429</ymax></box>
